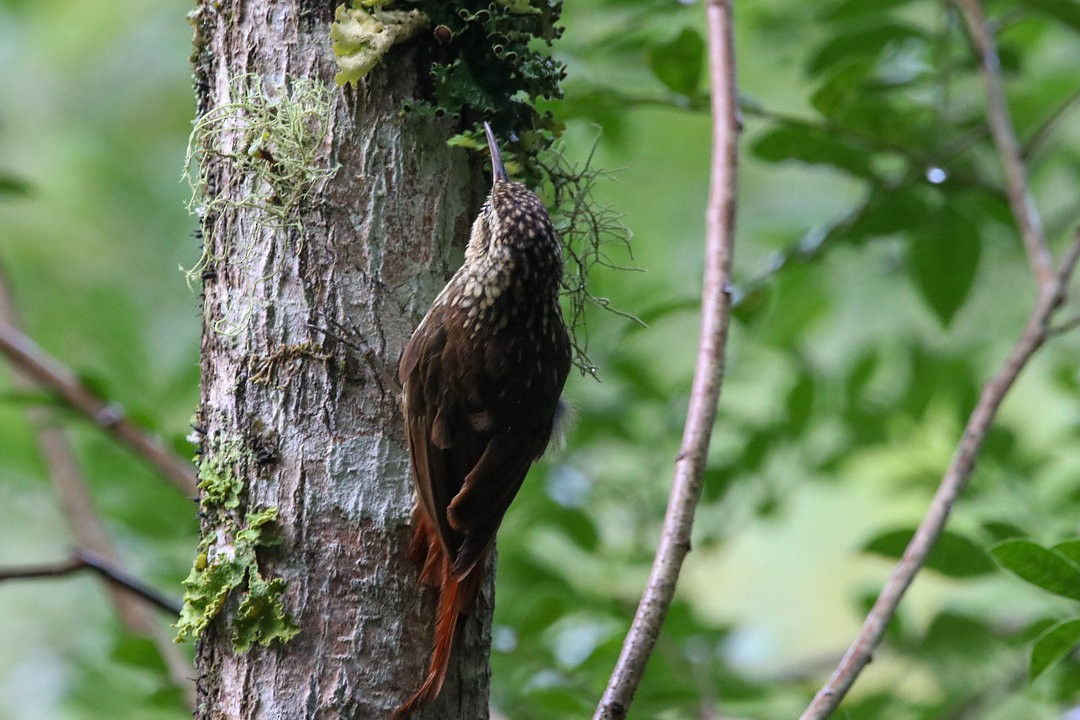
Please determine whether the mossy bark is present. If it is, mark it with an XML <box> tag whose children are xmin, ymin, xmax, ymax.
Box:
<box><xmin>189</xmin><ymin>2</ymin><xmax>491</xmax><ymax>717</ymax></box>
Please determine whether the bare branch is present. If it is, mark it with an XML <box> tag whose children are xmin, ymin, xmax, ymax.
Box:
<box><xmin>1049</xmin><ymin>313</ymin><xmax>1080</xmax><ymax>337</ymax></box>
<box><xmin>1021</xmin><ymin>83</ymin><xmax>1080</xmax><ymax>160</ymax></box>
<box><xmin>0</xmin><ymin>556</ymin><xmax>83</xmax><ymax>580</ymax></box>
<box><xmin>955</xmin><ymin>0</ymin><xmax>1053</xmax><ymax>287</ymax></box>
<box><xmin>0</xmin><ymin>549</ymin><xmax>182</xmax><ymax>616</ymax></box>
<box><xmin>798</xmin><ymin>228</ymin><xmax>1080</xmax><ymax>720</ymax></box>
<box><xmin>0</xmin><ymin>267</ymin><xmax>195</xmax><ymax>705</ymax></box>
<box><xmin>0</xmin><ymin>320</ymin><xmax>197</xmax><ymax>495</ymax></box>
<box><xmin>593</xmin><ymin>1</ymin><xmax>739</xmax><ymax>717</ymax></box>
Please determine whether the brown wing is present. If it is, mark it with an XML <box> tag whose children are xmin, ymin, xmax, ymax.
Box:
<box><xmin>399</xmin><ymin>302</ymin><xmax>571</xmax><ymax>579</ymax></box>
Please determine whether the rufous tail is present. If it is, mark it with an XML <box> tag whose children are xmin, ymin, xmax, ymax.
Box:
<box><xmin>391</xmin><ymin>568</ymin><xmax>460</xmax><ymax>720</ymax></box>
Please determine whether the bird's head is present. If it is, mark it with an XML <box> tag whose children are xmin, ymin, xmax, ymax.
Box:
<box><xmin>466</xmin><ymin>123</ymin><xmax>560</xmax><ymax>265</ymax></box>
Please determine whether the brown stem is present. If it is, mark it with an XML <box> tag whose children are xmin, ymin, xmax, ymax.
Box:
<box><xmin>1021</xmin><ymin>83</ymin><xmax>1080</xmax><ymax>160</ymax></box>
<box><xmin>798</xmin><ymin>229</ymin><xmax>1080</xmax><ymax>720</ymax></box>
<box><xmin>0</xmin><ymin>319</ymin><xmax>196</xmax><ymax>495</ymax></box>
<box><xmin>0</xmin><ymin>264</ymin><xmax>195</xmax><ymax>706</ymax></box>
<box><xmin>593</xmin><ymin>1</ymin><xmax>739</xmax><ymax>717</ymax></box>
<box><xmin>955</xmin><ymin>0</ymin><xmax>1053</xmax><ymax>288</ymax></box>
<box><xmin>0</xmin><ymin>550</ymin><xmax>182</xmax><ymax>615</ymax></box>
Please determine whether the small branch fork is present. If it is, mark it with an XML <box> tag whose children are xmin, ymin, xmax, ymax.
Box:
<box><xmin>799</xmin><ymin>230</ymin><xmax>1080</xmax><ymax>720</ymax></box>
<box><xmin>0</xmin><ymin>549</ymin><xmax>182</xmax><ymax>616</ymax></box>
<box><xmin>0</xmin><ymin>266</ymin><xmax>195</xmax><ymax>705</ymax></box>
<box><xmin>0</xmin><ymin>320</ymin><xmax>197</xmax><ymax>495</ymax></box>
<box><xmin>593</xmin><ymin>1</ymin><xmax>740</xmax><ymax>718</ymax></box>
<box><xmin>799</xmin><ymin>2</ymin><xmax>1079</xmax><ymax>716</ymax></box>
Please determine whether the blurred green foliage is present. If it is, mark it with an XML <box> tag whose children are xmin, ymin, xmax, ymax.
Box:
<box><xmin>2</xmin><ymin>0</ymin><xmax>1080</xmax><ymax>719</ymax></box>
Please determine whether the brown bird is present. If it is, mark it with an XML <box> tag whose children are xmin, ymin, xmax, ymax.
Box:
<box><xmin>392</xmin><ymin>123</ymin><xmax>572</xmax><ymax>718</ymax></box>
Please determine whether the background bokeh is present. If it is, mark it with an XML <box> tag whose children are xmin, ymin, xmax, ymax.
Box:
<box><xmin>2</xmin><ymin>1</ymin><xmax>1079</xmax><ymax>718</ymax></box>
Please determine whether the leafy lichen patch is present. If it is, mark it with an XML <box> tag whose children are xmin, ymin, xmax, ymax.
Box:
<box><xmin>176</xmin><ymin>508</ymin><xmax>299</xmax><ymax>649</ymax></box>
<box><xmin>177</xmin><ymin>436</ymin><xmax>298</xmax><ymax>650</ymax></box>
<box><xmin>196</xmin><ymin>435</ymin><xmax>245</xmax><ymax>509</ymax></box>
<box><xmin>331</xmin><ymin>3</ymin><xmax>429</xmax><ymax>86</ymax></box>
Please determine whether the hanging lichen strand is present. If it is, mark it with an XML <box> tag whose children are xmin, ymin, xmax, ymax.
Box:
<box><xmin>332</xmin><ymin>0</ymin><xmax>635</xmax><ymax>377</ymax></box>
<box><xmin>183</xmin><ymin>74</ymin><xmax>338</xmax><ymax>334</ymax></box>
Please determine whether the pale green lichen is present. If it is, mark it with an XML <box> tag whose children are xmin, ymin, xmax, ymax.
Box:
<box><xmin>175</xmin><ymin>507</ymin><xmax>299</xmax><ymax>650</ymax></box>
<box><xmin>183</xmin><ymin>74</ymin><xmax>337</xmax><ymax>335</ymax></box>
<box><xmin>331</xmin><ymin>3</ymin><xmax>429</xmax><ymax>86</ymax></box>
<box><xmin>177</xmin><ymin>436</ymin><xmax>298</xmax><ymax>650</ymax></box>
<box><xmin>196</xmin><ymin>436</ymin><xmax>245</xmax><ymax>509</ymax></box>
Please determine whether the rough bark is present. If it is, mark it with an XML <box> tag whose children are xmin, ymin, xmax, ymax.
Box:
<box><xmin>189</xmin><ymin>2</ymin><xmax>492</xmax><ymax>718</ymax></box>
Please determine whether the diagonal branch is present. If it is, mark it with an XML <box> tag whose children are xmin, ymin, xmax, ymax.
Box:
<box><xmin>593</xmin><ymin>1</ymin><xmax>739</xmax><ymax>718</ymax></box>
<box><xmin>1021</xmin><ymin>83</ymin><xmax>1080</xmax><ymax>161</ymax></box>
<box><xmin>0</xmin><ymin>265</ymin><xmax>195</xmax><ymax>705</ymax></box>
<box><xmin>0</xmin><ymin>320</ymin><xmax>196</xmax><ymax>495</ymax></box>
<box><xmin>955</xmin><ymin>0</ymin><xmax>1053</xmax><ymax>288</ymax></box>
<box><xmin>0</xmin><ymin>549</ymin><xmax>182</xmax><ymax>616</ymax></box>
<box><xmin>798</xmin><ymin>228</ymin><xmax>1080</xmax><ymax>720</ymax></box>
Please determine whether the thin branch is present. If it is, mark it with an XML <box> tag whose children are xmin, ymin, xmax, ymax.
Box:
<box><xmin>1049</xmin><ymin>313</ymin><xmax>1080</xmax><ymax>337</ymax></box>
<box><xmin>0</xmin><ymin>264</ymin><xmax>161</xmax><ymax>629</ymax></box>
<box><xmin>798</xmin><ymin>229</ymin><xmax>1080</xmax><ymax>720</ymax></box>
<box><xmin>593</xmin><ymin>1</ymin><xmax>739</xmax><ymax>718</ymax></box>
<box><xmin>0</xmin><ymin>266</ymin><xmax>195</xmax><ymax>706</ymax></box>
<box><xmin>0</xmin><ymin>556</ymin><xmax>83</xmax><ymax>579</ymax></box>
<box><xmin>1021</xmin><ymin>83</ymin><xmax>1080</xmax><ymax>161</ymax></box>
<box><xmin>955</xmin><ymin>0</ymin><xmax>1053</xmax><ymax>287</ymax></box>
<box><xmin>0</xmin><ymin>320</ymin><xmax>197</xmax><ymax>495</ymax></box>
<box><xmin>0</xmin><ymin>549</ymin><xmax>182</xmax><ymax>616</ymax></box>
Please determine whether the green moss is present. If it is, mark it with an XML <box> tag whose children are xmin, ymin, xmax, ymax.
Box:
<box><xmin>176</xmin><ymin>508</ymin><xmax>299</xmax><ymax>649</ymax></box>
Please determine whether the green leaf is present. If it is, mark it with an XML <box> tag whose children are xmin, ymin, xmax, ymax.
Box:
<box><xmin>908</xmin><ymin>209</ymin><xmax>981</xmax><ymax>326</ymax></box>
<box><xmin>845</xmin><ymin>349</ymin><xmax>878</xmax><ymax>399</ymax></box>
<box><xmin>807</xmin><ymin>22</ymin><xmax>926</xmax><ymax>76</ymax></box>
<box><xmin>752</xmin><ymin>123</ymin><xmax>877</xmax><ymax>179</ymax></box>
<box><xmin>809</xmin><ymin>59</ymin><xmax>874</xmax><ymax>120</ymax></box>
<box><xmin>1019</xmin><ymin>0</ymin><xmax>1080</xmax><ymax>32</ymax></box>
<box><xmin>1053</xmin><ymin>540</ymin><xmax>1080</xmax><ymax>566</ymax></box>
<box><xmin>863</xmin><ymin>528</ymin><xmax>997</xmax><ymax>578</ymax></box>
<box><xmin>0</xmin><ymin>173</ymin><xmax>32</xmax><ymax>197</ymax></box>
<box><xmin>546</xmin><ymin>505</ymin><xmax>599</xmax><ymax>552</ymax></box>
<box><xmin>982</xmin><ymin>520</ymin><xmax>1028</xmax><ymax>542</ymax></box>
<box><xmin>845</xmin><ymin>186</ymin><xmax>928</xmax><ymax>241</ymax></box>
<box><xmin>732</xmin><ymin>283</ymin><xmax>770</xmax><ymax>324</ymax></box>
<box><xmin>821</xmin><ymin>0</ymin><xmax>920</xmax><ymax>21</ymax></box>
<box><xmin>785</xmin><ymin>373</ymin><xmax>816</xmax><ymax>435</ymax></box>
<box><xmin>648</xmin><ymin>28</ymin><xmax>705</xmax><ymax>96</ymax></box>
<box><xmin>921</xmin><ymin>611</ymin><xmax>996</xmax><ymax>663</ymax></box>
<box><xmin>702</xmin><ymin>465</ymin><xmax>735</xmax><ymax>503</ymax></box>
<box><xmin>990</xmin><ymin>539</ymin><xmax>1080</xmax><ymax>601</ymax></box>
<box><xmin>109</xmin><ymin>634</ymin><xmax>169</xmax><ymax>674</ymax></box>
<box><xmin>1030</xmin><ymin>617</ymin><xmax>1080</xmax><ymax>681</ymax></box>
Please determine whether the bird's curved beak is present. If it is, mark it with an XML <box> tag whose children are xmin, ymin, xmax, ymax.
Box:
<box><xmin>483</xmin><ymin>121</ymin><xmax>509</xmax><ymax>185</ymax></box>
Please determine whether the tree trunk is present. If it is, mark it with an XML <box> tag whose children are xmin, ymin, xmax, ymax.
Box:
<box><xmin>188</xmin><ymin>2</ymin><xmax>492</xmax><ymax>718</ymax></box>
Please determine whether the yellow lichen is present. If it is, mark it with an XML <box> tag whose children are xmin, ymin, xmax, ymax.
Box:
<box><xmin>331</xmin><ymin>3</ymin><xmax>429</xmax><ymax>86</ymax></box>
